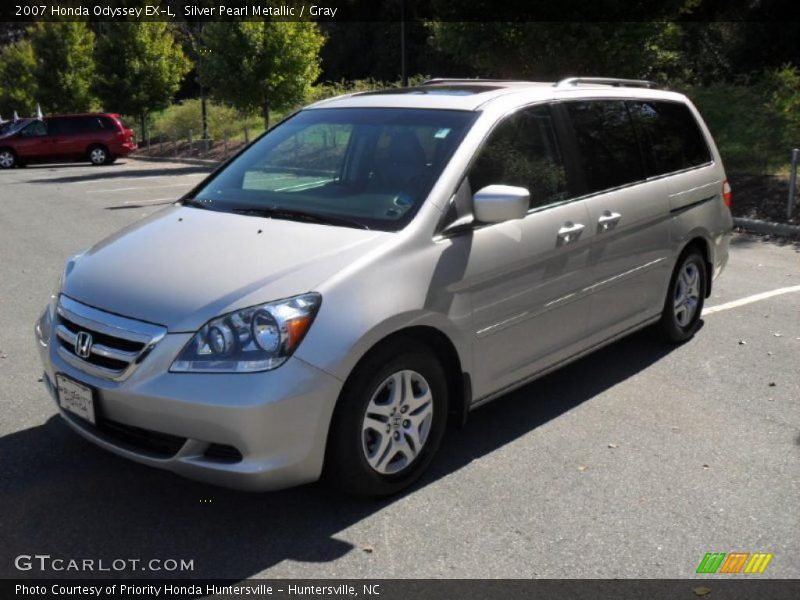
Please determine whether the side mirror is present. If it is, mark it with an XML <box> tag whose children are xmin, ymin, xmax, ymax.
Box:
<box><xmin>472</xmin><ymin>185</ymin><xmax>530</xmax><ymax>223</ymax></box>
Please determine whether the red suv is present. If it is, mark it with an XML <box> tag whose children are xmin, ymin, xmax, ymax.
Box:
<box><xmin>0</xmin><ymin>113</ymin><xmax>136</xmax><ymax>168</ymax></box>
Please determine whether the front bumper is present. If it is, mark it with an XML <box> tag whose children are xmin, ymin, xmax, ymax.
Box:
<box><xmin>37</xmin><ymin>312</ymin><xmax>343</xmax><ymax>491</ymax></box>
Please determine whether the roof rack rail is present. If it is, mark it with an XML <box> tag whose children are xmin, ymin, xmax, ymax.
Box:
<box><xmin>420</xmin><ymin>78</ymin><xmax>526</xmax><ymax>86</ymax></box>
<box><xmin>554</xmin><ymin>77</ymin><xmax>658</xmax><ymax>89</ymax></box>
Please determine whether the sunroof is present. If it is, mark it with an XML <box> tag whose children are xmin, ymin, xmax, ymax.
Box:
<box><xmin>361</xmin><ymin>85</ymin><xmax>503</xmax><ymax>97</ymax></box>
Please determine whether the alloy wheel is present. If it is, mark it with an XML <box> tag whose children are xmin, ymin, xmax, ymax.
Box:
<box><xmin>90</xmin><ymin>148</ymin><xmax>107</xmax><ymax>165</ymax></box>
<box><xmin>0</xmin><ymin>151</ymin><xmax>14</xmax><ymax>168</ymax></box>
<box><xmin>673</xmin><ymin>262</ymin><xmax>701</xmax><ymax>327</ymax></box>
<box><xmin>361</xmin><ymin>369</ymin><xmax>434</xmax><ymax>475</ymax></box>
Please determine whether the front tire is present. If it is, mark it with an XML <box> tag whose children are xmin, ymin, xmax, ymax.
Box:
<box><xmin>0</xmin><ymin>149</ymin><xmax>16</xmax><ymax>169</ymax></box>
<box><xmin>324</xmin><ymin>339</ymin><xmax>449</xmax><ymax>496</ymax></box>
<box><xmin>658</xmin><ymin>250</ymin><xmax>707</xmax><ymax>343</ymax></box>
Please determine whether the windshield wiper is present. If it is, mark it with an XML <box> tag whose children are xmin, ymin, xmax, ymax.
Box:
<box><xmin>231</xmin><ymin>207</ymin><xmax>370</xmax><ymax>230</ymax></box>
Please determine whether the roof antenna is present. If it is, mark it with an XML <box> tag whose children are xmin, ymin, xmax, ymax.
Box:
<box><xmin>36</xmin><ymin>103</ymin><xmax>44</xmax><ymax>120</ymax></box>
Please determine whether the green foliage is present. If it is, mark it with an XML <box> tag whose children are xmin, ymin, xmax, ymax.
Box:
<box><xmin>688</xmin><ymin>66</ymin><xmax>800</xmax><ymax>174</ymax></box>
<box><xmin>149</xmin><ymin>99</ymin><xmax>263</xmax><ymax>141</ymax></box>
<box><xmin>29</xmin><ymin>22</ymin><xmax>96</xmax><ymax>113</ymax></box>
<box><xmin>0</xmin><ymin>39</ymin><xmax>36</xmax><ymax>117</ymax></box>
<box><xmin>764</xmin><ymin>65</ymin><xmax>800</xmax><ymax>151</ymax></box>
<box><xmin>198</xmin><ymin>21</ymin><xmax>325</xmax><ymax>128</ymax></box>
<box><xmin>427</xmin><ymin>22</ymin><xmax>683</xmax><ymax>81</ymax></box>
<box><xmin>306</xmin><ymin>75</ymin><xmax>430</xmax><ymax>104</ymax></box>
<box><xmin>94</xmin><ymin>23</ymin><xmax>191</xmax><ymax>133</ymax></box>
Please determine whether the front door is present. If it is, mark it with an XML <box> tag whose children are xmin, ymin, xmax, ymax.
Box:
<box><xmin>12</xmin><ymin>120</ymin><xmax>52</xmax><ymax>161</ymax></box>
<box><xmin>448</xmin><ymin>103</ymin><xmax>597</xmax><ymax>401</ymax></box>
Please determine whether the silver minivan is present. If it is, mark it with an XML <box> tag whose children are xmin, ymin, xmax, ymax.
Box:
<box><xmin>35</xmin><ymin>78</ymin><xmax>733</xmax><ymax>495</ymax></box>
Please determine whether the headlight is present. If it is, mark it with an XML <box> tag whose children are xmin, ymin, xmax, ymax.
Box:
<box><xmin>170</xmin><ymin>292</ymin><xmax>321</xmax><ymax>373</ymax></box>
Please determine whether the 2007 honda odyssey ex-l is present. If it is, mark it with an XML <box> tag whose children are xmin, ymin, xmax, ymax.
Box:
<box><xmin>36</xmin><ymin>78</ymin><xmax>733</xmax><ymax>495</ymax></box>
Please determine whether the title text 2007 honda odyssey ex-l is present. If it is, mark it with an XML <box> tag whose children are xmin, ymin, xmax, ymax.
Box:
<box><xmin>36</xmin><ymin>78</ymin><xmax>733</xmax><ymax>495</ymax></box>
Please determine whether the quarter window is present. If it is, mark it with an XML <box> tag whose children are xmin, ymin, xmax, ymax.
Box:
<box><xmin>467</xmin><ymin>105</ymin><xmax>568</xmax><ymax>210</ymax></box>
<box><xmin>627</xmin><ymin>100</ymin><xmax>712</xmax><ymax>176</ymax></box>
<box><xmin>565</xmin><ymin>100</ymin><xmax>645</xmax><ymax>194</ymax></box>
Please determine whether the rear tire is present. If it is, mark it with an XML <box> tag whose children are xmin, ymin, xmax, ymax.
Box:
<box><xmin>324</xmin><ymin>338</ymin><xmax>449</xmax><ymax>496</ymax></box>
<box><xmin>658</xmin><ymin>250</ymin><xmax>707</xmax><ymax>343</ymax></box>
<box><xmin>88</xmin><ymin>145</ymin><xmax>109</xmax><ymax>166</ymax></box>
<box><xmin>0</xmin><ymin>149</ymin><xmax>16</xmax><ymax>169</ymax></box>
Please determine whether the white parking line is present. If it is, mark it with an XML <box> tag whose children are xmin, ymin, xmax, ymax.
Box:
<box><xmin>703</xmin><ymin>285</ymin><xmax>800</xmax><ymax>315</ymax></box>
<box><xmin>87</xmin><ymin>182</ymin><xmax>198</xmax><ymax>193</ymax></box>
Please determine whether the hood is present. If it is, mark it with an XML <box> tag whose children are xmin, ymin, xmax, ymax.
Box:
<box><xmin>63</xmin><ymin>205</ymin><xmax>392</xmax><ymax>331</ymax></box>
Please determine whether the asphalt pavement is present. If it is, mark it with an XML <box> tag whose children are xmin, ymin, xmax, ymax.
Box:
<box><xmin>0</xmin><ymin>158</ymin><xmax>798</xmax><ymax>580</ymax></box>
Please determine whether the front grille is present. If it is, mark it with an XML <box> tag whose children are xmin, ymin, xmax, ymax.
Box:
<box><xmin>55</xmin><ymin>295</ymin><xmax>166</xmax><ymax>381</ymax></box>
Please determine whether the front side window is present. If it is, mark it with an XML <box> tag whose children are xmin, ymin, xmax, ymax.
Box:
<box><xmin>627</xmin><ymin>100</ymin><xmax>712</xmax><ymax>176</ymax></box>
<box><xmin>566</xmin><ymin>100</ymin><xmax>645</xmax><ymax>194</ymax></box>
<box><xmin>190</xmin><ymin>108</ymin><xmax>477</xmax><ymax>231</ymax></box>
<box><xmin>20</xmin><ymin>121</ymin><xmax>47</xmax><ymax>137</ymax></box>
<box><xmin>467</xmin><ymin>104</ymin><xmax>568</xmax><ymax>209</ymax></box>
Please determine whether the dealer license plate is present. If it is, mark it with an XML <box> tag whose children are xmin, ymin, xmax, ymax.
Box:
<box><xmin>56</xmin><ymin>374</ymin><xmax>96</xmax><ymax>425</ymax></box>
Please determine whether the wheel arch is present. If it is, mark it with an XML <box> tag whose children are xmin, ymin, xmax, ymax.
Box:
<box><xmin>336</xmin><ymin>325</ymin><xmax>471</xmax><ymax>430</ymax></box>
<box><xmin>86</xmin><ymin>142</ymin><xmax>110</xmax><ymax>160</ymax></box>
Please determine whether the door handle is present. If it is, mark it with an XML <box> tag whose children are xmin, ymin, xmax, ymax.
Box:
<box><xmin>597</xmin><ymin>211</ymin><xmax>622</xmax><ymax>231</ymax></box>
<box><xmin>557</xmin><ymin>222</ymin><xmax>585</xmax><ymax>244</ymax></box>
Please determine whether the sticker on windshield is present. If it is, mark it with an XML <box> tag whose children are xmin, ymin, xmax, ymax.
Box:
<box><xmin>434</xmin><ymin>128</ymin><xmax>451</xmax><ymax>139</ymax></box>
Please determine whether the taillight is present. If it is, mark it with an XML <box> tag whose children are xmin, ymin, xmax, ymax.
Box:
<box><xmin>722</xmin><ymin>179</ymin><xmax>732</xmax><ymax>208</ymax></box>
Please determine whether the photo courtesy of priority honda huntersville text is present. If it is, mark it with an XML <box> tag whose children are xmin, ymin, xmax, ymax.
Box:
<box><xmin>35</xmin><ymin>77</ymin><xmax>733</xmax><ymax>496</ymax></box>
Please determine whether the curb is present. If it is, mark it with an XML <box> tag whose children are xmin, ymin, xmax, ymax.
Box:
<box><xmin>733</xmin><ymin>217</ymin><xmax>800</xmax><ymax>238</ymax></box>
<box><xmin>131</xmin><ymin>154</ymin><xmax>220</xmax><ymax>167</ymax></box>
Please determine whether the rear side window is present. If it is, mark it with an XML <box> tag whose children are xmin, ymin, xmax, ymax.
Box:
<box><xmin>467</xmin><ymin>104</ymin><xmax>568</xmax><ymax>209</ymax></box>
<box><xmin>79</xmin><ymin>116</ymin><xmax>109</xmax><ymax>132</ymax></box>
<box><xmin>627</xmin><ymin>100</ymin><xmax>712</xmax><ymax>176</ymax></box>
<box><xmin>100</xmin><ymin>116</ymin><xmax>119</xmax><ymax>131</ymax></box>
<box><xmin>565</xmin><ymin>100</ymin><xmax>645</xmax><ymax>194</ymax></box>
<box><xmin>47</xmin><ymin>118</ymin><xmax>72</xmax><ymax>135</ymax></box>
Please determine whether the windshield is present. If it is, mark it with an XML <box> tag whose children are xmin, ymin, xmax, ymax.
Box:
<box><xmin>0</xmin><ymin>119</ymin><xmax>30</xmax><ymax>136</ymax></box>
<box><xmin>189</xmin><ymin>107</ymin><xmax>477</xmax><ymax>231</ymax></box>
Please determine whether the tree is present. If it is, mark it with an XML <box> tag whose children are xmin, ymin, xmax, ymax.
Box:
<box><xmin>94</xmin><ymin>23</ymin><xmax>191</xmax><ymax>140</ymax></box>
<box><xmin>199</xmin><ymin>22</ymin><xmax>325</xmax><ymax>130</ymax></box>
<box><xmin>29</xmin><ymin>22</ymin><xmax>96</xmax><ymax>113</ymax></box>
<box><xmin>0</xmin><ymin>39</ymin><xmax>36</xmax><ymax>118</ymax></box>
<box><xmin>427</xmin><ymin>22</ymin><xmax>683</xmax><ymax>83</ymax></box>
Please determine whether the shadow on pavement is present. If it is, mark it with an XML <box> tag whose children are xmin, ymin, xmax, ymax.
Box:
<box><xmin>0</xmin><ymin>328</ymin><xmax>676</xmax><ymax>580</ymax></box>
<box><xmin>20</xmin><ymin>165</ymin><xmax>212</xmax><ymax>185</ymax></box>
<box><xmin>1</xmin><ymin>161</ymin><xmax>131</xmax><ymax>171</ymax></box>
